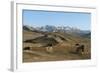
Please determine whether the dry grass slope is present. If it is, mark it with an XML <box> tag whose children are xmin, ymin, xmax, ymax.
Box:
<box><xmin>23</xmin><ymin>30</ymin><xmax>91</xmax><ymax>62</ymax></box>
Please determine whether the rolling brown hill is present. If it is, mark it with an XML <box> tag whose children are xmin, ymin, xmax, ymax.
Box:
<box><xmin>23</xmin><ymin>26</ymin><xmax>91</xmax><ymax>62</ymax></box>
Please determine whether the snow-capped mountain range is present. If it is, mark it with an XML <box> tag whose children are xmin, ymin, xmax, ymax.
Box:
<box><xmin>23</xmin><ymin>25</ymin><xmax>91</xmax><ymax>37</ymax></box>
